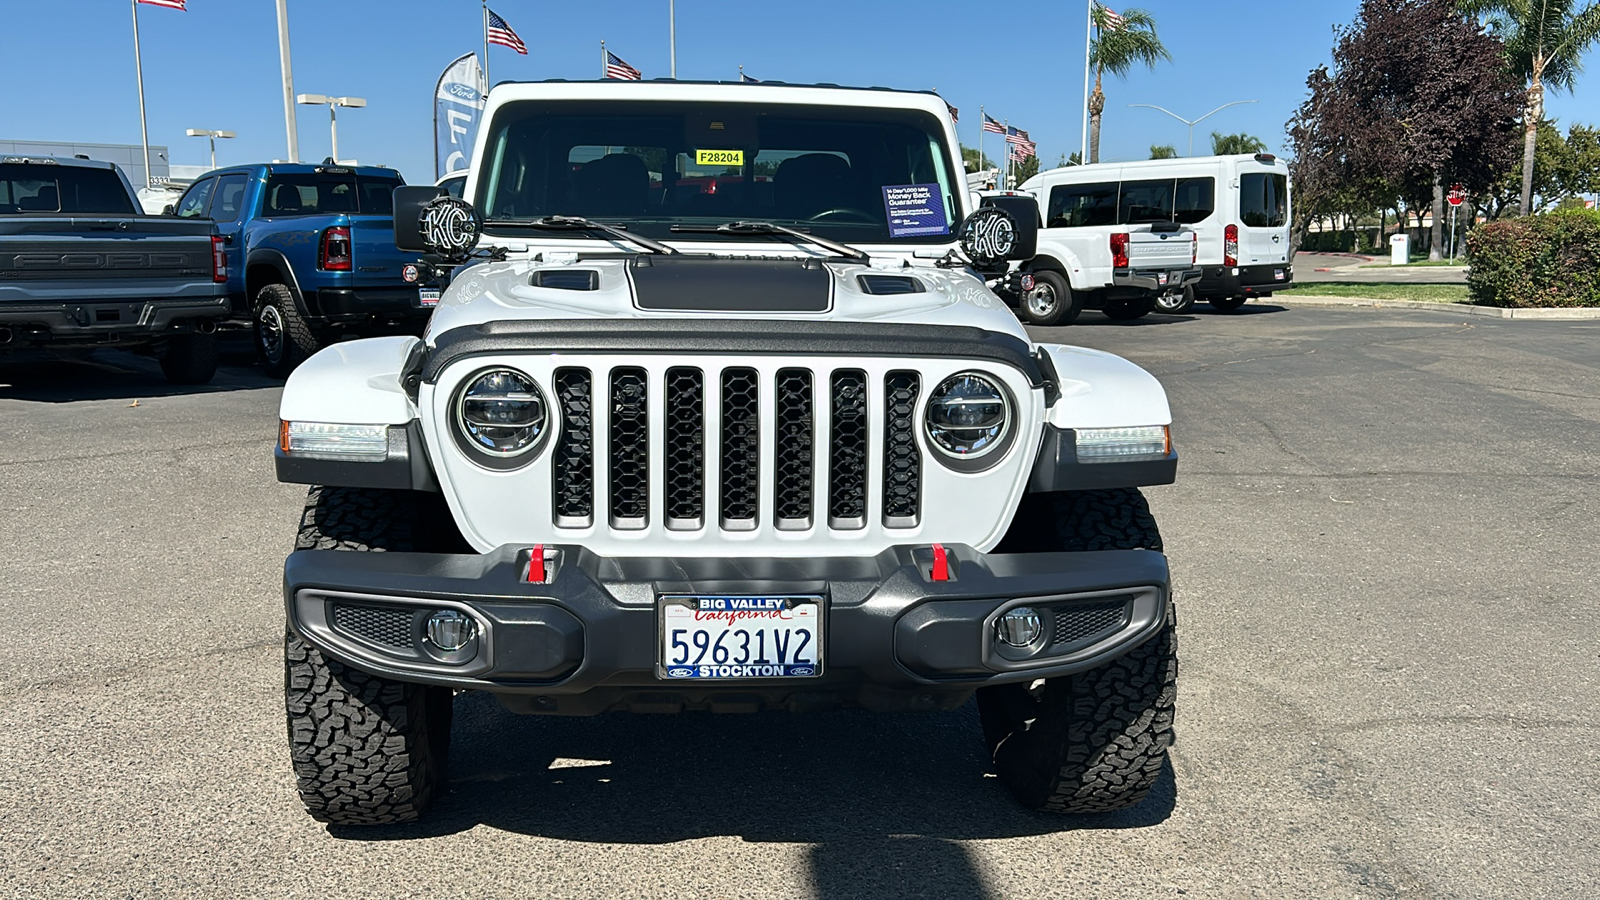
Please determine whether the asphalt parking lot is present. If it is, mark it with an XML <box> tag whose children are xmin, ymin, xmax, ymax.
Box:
<box><xmin>1</xmin><ymin>305</ymin><xmax>1596</xmax><ymax>899</ymax></box>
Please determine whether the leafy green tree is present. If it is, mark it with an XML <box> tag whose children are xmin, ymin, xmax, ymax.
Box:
<box><xmin>1057</xmin><ymin>151</ymin><xmax>1084</xmax><ymax>167</ymax></box>
<box><xmin>1459</xmin><ymin>0</ymin><xmax>1600</xmax><ymax>214</ymax></box>
<box><xmin>1557</xmin><ymin>123</ymin><xmax>1600</xmax><ymax>196</ymax></box>
<box><xmin>1088</xmin><ymin>7</ymin><xmax>1171</xmax><ymax>164</ymax></box>
<box><xmin>1149</xmin><ymin>144</ymin><xmax>1178</xmax><ymax>159</ymax></box>
<box><xmin>1012</xmin><ymin>155</ymin><xmax>1040</xmax><ymax>183</ymax></box>
<box><xmin>1211</xmin><ymin>132</ymin><xmax>1268</xmax><ymax>155</ymax></box>
<box><xmin>961</xmin><ymin>146</ymin><xmax>996</xmax><ymax>173</ymax></box>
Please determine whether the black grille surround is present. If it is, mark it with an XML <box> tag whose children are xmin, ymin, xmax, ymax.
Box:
<box><xmin>609</xmin><ymin>367</ymin><xmax>649</xmax><ymax>528</ymax></box>
<box><xmin>552</xmin><ymin>368</ymin><xmax>594</xmax><ymax>527</ymax></box>
<box><xmin>882</xmin><ymin>372</ymin><xmax>921</xmax><ymax>527</ymax></box>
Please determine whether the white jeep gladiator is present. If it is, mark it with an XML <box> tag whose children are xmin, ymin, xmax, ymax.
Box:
<box><xmin>274</xmin><ymin>80</ymin><xmax>1180</xmax><ymax>825</ymax></box>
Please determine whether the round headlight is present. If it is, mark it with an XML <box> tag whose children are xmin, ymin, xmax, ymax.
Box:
<box><xmin>925</xmin><ymin>372</ymin><xmax>1012</xmax><ymax>460</ymax></box>
<box><xmin>455</xmin><ymin>368</ymin><xmax>546</xmax><ymax>459</ymax></box>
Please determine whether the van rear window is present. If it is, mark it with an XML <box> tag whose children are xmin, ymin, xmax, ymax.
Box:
<box><xmin>1240</xmin><ymin>173</ymin><xmax>1287</xmax><ymax>227</ymax></box>
<box><xmin>0</xmin><ymin>164</ymin><xmax>136</xmax><ymax>215</ymax></box>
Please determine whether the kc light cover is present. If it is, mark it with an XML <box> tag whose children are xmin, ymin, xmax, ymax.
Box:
<box><xmin>1075</xmin><ymin>426</ymin><xmax>1171</xmax><ymax>463</ymax></box>
<box><xmin>279</xmin><ymin>422</ymin><xmax>389</xmax><ymax>462</ymax></box>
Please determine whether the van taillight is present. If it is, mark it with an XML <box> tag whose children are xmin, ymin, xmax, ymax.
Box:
<box><xmin>1224</xmin><ymin>224</ymin><xmax>1239</xmax><ymax>267</ymax></box>
<box><xmin>319</xmin><ymin>226</ymin><xmax>352</xmax><ymax>271</ymax></box>
<box><xmin>1192</xmin><ymin>233</ymin><xmax>1198</xmax><ymax>266</ymax></box>
<box><xmin>1110</xmin><ymin>232</ymin><xmax>1129</xmax><ymax>269</ymax></box>
<box><xmin>211</xmin><ymin>235</ymin><xmax>227</xmax><ymax>283</ymax></box>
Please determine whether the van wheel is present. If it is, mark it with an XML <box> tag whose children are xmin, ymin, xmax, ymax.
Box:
<box><xmin>1103</xmin><ymin>296</ymin><xmax>1156</xmax><ymax>321</ymax></box>
<box><xmin>255</xmin><ymin>284</ymin><xmax>320</xmax><ymax>378</ymax></box>
<box><xmin>1018</xmin><ymin>271</ymin><xmax>1082</xmax><ymax>327</ymax></box>
<box><xmin>1154</xmin><ymin>285</ymin><xmax>1195</xmax><ymax>315</ymax></box>
<box><xmin>1210</xmin><ymin>295</ymin><xmax>1248</xmax><ymax>311</ymax></box>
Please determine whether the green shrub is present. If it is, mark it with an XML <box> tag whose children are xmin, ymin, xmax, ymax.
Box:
<box><xmin>1299</xmin><ymin>231</ymin><xmax>1359</xmax><ymax>253</ymax></box>
<box><xmin>1466</xmin><ymin>209</ymin><xmax>1600</xmax><ymax>307</ymax></box>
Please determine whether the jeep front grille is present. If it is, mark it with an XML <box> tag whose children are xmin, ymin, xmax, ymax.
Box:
<box><xmin>550</xmin><ymin>364</ymin><xmax>924</xmax><ymax>535</ymax></box>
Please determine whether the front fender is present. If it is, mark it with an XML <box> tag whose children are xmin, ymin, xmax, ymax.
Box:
<box><xmin>1027</xmin><ymin>343</ymin><xmax>1176</xmax><ymax>492</ymax></box>
<box><xmin>279</xmin><ymin>335</ymin><xmax>420</xmax><ymax>426</ymax></box>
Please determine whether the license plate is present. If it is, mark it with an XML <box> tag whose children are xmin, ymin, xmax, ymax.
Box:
<box><xmin>659</xmin><ymin>596</ymin><xmax>822</xmax><ymax>679</ymax></box>
<box><xmin>1274</xmin><ymin>268</ymin><xmax>1285</xmax><ymax>280</ymax></box>
<box><xmin>419</xmin><ymin>288</ymin><xmax>441</xmax><ymax>307</ymax></box>
<box><xmin>1157</xmin><ymin>272</ymin><xmax>1169</xmax><ymax>285</ymax></box>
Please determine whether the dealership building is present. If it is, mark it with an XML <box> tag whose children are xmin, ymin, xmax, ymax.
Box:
<box><xmin>0</xmin><ymin>140</ymin><xmax>178</xmax><ymax>188</ymax></box>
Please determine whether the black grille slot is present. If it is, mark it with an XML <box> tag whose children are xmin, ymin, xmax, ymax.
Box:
<box><xmin>720</xmin><ymin>367</ymin><xmax>760</xmax><ymax>529</ymax></box>
<box><xmin>664</xmin><ymin>368</ymin><xmax>705</xmax><ymax>529</ymax></box>
<box><xmin>331</xmin><ymin>604</ymin><xmax>414</xmax><ymax>651</ymax></box>
<box><xmin>828</xmin><ymin>369</ymin><xmax>868</xmax><ymax>529</ymax></box>
<box><xmin>1052</xmin><ymin>600</ymin><xmax>1132</xmax><ymax>648</ymax></box>
<box><xmin>609</xmin><ymin>367</ymin><xmax>649</xmax><ymax>528</ymax></box>
<box><xmin>774</xmin><ymin>369</ymin><xmax>814</xmax><ymax>529</ymax></box>
<box><xmin>552</xmin><ymin>368</ymin><xmax>593</xmax><ymax>527</ymax></box>
<box><xmin>533</xmin><ymin>269</ymin><xmax>599</xmax><ymax>291</ymax></box>
<box><xmin>882</xmin><ymin>371</ymin><xmax>921</xmax><ymax>526</ymax></box>
<box><xmin>857</xmin><ymin>274</ymin><xmax>926</xmax><ymax>295</ymax></box>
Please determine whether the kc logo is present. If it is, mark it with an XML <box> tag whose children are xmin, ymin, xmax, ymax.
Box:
<box><xmin>960</xmin><ymin>207</ymin><xmax>1017</xmax><ymax>266</ymax></box>
<box><xmin>418</xmin><ymin>197</ymin><xmax>481</xmax><ymax>261</ymax></box>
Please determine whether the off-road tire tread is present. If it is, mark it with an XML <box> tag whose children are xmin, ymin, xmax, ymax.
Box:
<box><xmin>158</xmin><ymin>332</ymin><xmax>219</xmax><ymax>385</ymax></box>
<box><xmin>258</xmin><ymin>283</ymin><xmax>320</xmax><ymax>377</ymax></box>
<box><xmin>284</xmin><ymin>486</ymin><xmax>451</xmax><ymax>825</ymax></box>
<box><xmin>981</xmin><ymin>488</ymin><xmax>1176</xmax><ymax>814</ymax></box>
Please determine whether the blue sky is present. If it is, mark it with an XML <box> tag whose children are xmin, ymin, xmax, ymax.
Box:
<box><xmin>3</xmin><ymin>0</ymin><xmax>1598</xmax><ymax>183</ymax></box>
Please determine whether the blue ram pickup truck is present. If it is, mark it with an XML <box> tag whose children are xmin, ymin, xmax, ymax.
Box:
<box><xmin>170</xmin><ymin>163</ymin><xmax>431</xmax><ymax>376</ymax></box>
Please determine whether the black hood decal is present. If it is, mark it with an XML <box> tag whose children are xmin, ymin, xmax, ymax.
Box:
<box><xmin>628</xmin><ymin>256</ymin><xmax>831</xmax><ymax>312</ymax></box>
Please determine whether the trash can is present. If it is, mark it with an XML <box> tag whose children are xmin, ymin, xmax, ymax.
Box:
<box><xmin>1390</xmin><ymin>233</ymin><xmax>1410</xmax><ymax>265</ymax></box>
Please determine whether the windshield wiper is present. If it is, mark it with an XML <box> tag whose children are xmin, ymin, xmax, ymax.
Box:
<box><xmin>484</xmin><ymin>215</ymin><xmax>679</xmax><ymax>255</ymax></box>
<box><xmin>669</xmin><ymin>221</ymin><xmax>869</xmax><ymax>261</ymax></box>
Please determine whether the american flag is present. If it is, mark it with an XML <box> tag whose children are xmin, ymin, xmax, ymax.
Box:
<box><xmin>137</xmin><ymin>0</ymin><xmax>186</xmax><ymax>9</ymax></box>
<box><xmin>982</xmin><ymin>113</ymin><xmax>1005</xmax><ymax>135</ymax></box>
<box><xmin>606</xmin><ymin>50</ymin><xmax>642</xmax><ymax>81</ymax></box>
<box><xmin>1097</xmin><ymin>4</ymin><xmax>1125</xmax><ymax>30</ymax></box>
<box><xmin>487</xmin><ymin>10</ymin><xmax>527</xmax><ymax>54</ymax></box>
<box><xmin>1010</xmin><ymin>144</ymin><xmax>1029</xmax><ymax>163</ymax></box>
<box><xmin>945</xmin><ymin>102</ymin><xmax>959</xmax><ymax>123</ymax></box>
<box><xmin>1010</xmin><ymin>139</ymin><xmax>1037</xmax><ymax>160</ymax></box>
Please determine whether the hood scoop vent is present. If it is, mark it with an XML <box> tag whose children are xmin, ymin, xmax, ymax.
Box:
<box><xmin>857</xmin><ymin>274</ymin><xmax>926</xmax><ymax>295</ymax></box>
<box><xmin>533</xmin><ymin>269</ymin><xmax>600</xmax><ymax>291</ymax></box>
<box><xmin>630</xmin><ymin>256</ymin><xmax>830</xmax><ymax>312</ymax></box>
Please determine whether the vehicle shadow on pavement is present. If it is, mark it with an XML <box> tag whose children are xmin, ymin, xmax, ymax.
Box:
<box><xmin>0</xmin><ymin>341</ymin><xmax>278</xmax><ymax>402</ymax></box>
<box><xmin>329</xmin><ymin>692</ymin><xmax>1176</xmax><ymax>846</ymax></box>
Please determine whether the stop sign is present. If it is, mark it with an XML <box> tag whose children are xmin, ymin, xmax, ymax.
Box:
<box><xmin>1448</xmin><ymin>184</ymin><xmax>1466</xmax><ymax>207</ymax></box>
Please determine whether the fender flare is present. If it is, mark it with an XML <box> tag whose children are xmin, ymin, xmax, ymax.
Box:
<box><xmin>245</xmin><ymin>248</ymin><xmax>310</xmax><ymax>317</ymax></box>
<box><xmin>1025</xmin><ymin>342</ymin><xmax>1176</xmax><ymax>492</ymax></box>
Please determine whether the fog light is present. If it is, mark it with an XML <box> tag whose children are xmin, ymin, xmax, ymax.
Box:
<box><xmin>996</xmin><ymin>607</ymin><xmax>1042</xmax><ymax>648</ymax></box>
<box><xmin>426</xmin><ymin>610</ymin><xmax>476</xmax><ymax>651</ymax></box>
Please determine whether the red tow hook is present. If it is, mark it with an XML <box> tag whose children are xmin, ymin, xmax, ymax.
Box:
<box><xmin>526</xmin><ymin>544</ymin><xmax>547</xmax><ymax>583</ymax></box>
<box><xmin>930</xmin><ymin>543</ymin><xmax>950</xmax><ymax>582</ymax></box>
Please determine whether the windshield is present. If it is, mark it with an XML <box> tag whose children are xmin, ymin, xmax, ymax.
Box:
<box><xmin>476</xmin><ymin>101</ymin><xmax>961</xmax><ymax>243</ymax></box>
<box><xmin>0</xmin><ymin>164</ymin><xmax>136</xmax><ymax>215</ymax></box>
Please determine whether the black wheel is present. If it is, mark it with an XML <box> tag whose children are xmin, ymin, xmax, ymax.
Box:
<box><xmin>980</xmin><ymin>489</ymin><xmax>1177</xmax><ymax>814</ymax></box>
<box><xmin>1017</xmin><ymin>270</ymin><xmax>1083</xmax><ymax>327</ymax></box>
<box><xmin>1102</xmin><ymin>295</ymin><xmax>1157</xmax><ymax>321</ymax></box>
<box><xmin>1154</xmin><ymin>285</ymin><xmax>1195</xmax><ymax>315</ymax></box>
<box><xmin>1210</xmin><ymin>295</ymin><xmax>1248</xmax><ymax>311</ymax></box>
<box><xmin>284</xmin><ymin>487</ymin><xmax>457</xmax><ymax>825</ymax></box>
<box><xmin>158</xmin><ymin>331</ymin><xmax>219</xmax><ymax>385</ymax></box>
<box><xmin>255</xmin><ymin>283</ymin><xmax>320</xmax><ymax>378</ymax></box>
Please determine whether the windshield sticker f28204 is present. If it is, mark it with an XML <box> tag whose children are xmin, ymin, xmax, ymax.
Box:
<box><xmin>882</xmin><ymin>184</ymin><xmax>949</xmax><ymax>238</ymax></box>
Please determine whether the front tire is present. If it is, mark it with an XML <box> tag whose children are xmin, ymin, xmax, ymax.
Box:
<box><xmin>255</xmin><ymin>283</ymin><xmax>320</xmax><ymax>378</ymax></box>
<box><xmin>158</xmin><ymin>331</ymin><xmax>218</xmax><ymax>385</ymax></box>
<box><xmin>1210</xmin><ymin>295</ymin><xmax>1248</xmax><ymax>311</ymax></box>
<box><xmin>981</xmin><ymin>488</ymin><xmax>1177</xmax><ymax>814</ymax></box>
<box><xmin>1102</xmin><ymin>295</ymin><xmax>1157</xmax><ymax>321</ymax></box>
<box><xmin>284</xmin><ymin>487</ymin><xmax>456</xmax><ymax>825</ymax></box>
<box><xmin>1017</xmin><ymin>270</ymin><xmax>1083</xmax><ymax>327</ymax></box>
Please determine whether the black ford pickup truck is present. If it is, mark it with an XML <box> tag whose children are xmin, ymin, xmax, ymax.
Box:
<box><xmin>0</xmin><ymin>156</ymin><xmax>230</xmax><ymax>383</ymax></box>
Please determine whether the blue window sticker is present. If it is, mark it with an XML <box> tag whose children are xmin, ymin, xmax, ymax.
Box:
<box><xmin>882</xmin><ymin>183</ymin><xmax>950</xmax><ymax>238</ymax></box>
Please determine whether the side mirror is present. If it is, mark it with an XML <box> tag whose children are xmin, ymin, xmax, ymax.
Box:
<box><xmin>978</xmin><ymin>194</ymin><xmax>1039</xmax><ymax>261</ymax></box>
<box><xmin>393</xmin><ymin>185</ymin><xmax>481</xmax><ymax>262</ymax></box>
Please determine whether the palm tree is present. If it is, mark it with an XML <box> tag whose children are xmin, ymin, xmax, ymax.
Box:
<box><xmin>1460</xmin><ymin>0</ymin><xmax>1600</xmax><ymax>214</ymax></box>
<box><xmin>1088</xmin><ymin>7</ymin><xmax>1171</xmax><ymax>163</ymax></box>
<box><xmin>1149</xmin><ymin>144</ymin><xmax>1178</xmax><ymax>159</ymax></box>
<box><xmin>1211</xmin><ymin>132</ymin><xmax>1268</xmax><ymax>155</ymax></box>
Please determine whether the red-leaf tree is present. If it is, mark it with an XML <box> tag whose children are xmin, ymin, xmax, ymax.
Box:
<box><xmin>1288</xmin><ymin>0</ymin><xmax>1522</xmax><ymax>257</ymax></box>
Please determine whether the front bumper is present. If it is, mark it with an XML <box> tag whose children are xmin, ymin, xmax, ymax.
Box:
<box><xmin>285</xmin><ymin>543</ymin><xmax>1170</xmax><ymax>714</ymax></box>
<box><xmin>1198</xmin><ymin>263</ymin><xmax>1293</xmax><ymax>297</ymax></box>
<box><xmin>1112</xmin><ymin>267</ymin><xmax>1203</xmax><ymax>294</ymax></box>
<box><xmin>0</xmin><ymin>296</ymin><xmax>231</xmax><ymax>348</ymax></box>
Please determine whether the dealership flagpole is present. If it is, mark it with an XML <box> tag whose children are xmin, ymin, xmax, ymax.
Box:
<box><xmin>130</xmin><ymin>0</ymin><xmax>152</xmax><ymax>187</ymax></box>
<box><xmin>482</xmin><ymin>1</ymin><xmax>490</xmax><ymax>90</ymax></box>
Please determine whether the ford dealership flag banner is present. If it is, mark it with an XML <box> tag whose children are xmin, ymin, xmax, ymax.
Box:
<box><xmin>434</xmin><ymin>53</ymin><xmax>487</xmax><ymax>179</ymax></box>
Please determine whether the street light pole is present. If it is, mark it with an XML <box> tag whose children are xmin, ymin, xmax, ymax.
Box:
<box><xmin>670</xmin><ymin>0</ymin><xmax>677</xmax><ymax>79</ymax></box>
<box><xmin>1128</xmin><ymin>100</ymin><xmax>1259</xmax><ymax>156</ymax></box>
<box><xmin>276</xmin><ymin>0</ymin><xmax>299</xmax><ymax>163</ymax></box>
<box><xmin>296</xmin><ymin>95</ymin><xmax>367</xmax><ymax>163</ymax></box>
<box><xmin>186</xmin><ymin>129</ymin><xmax>236</xmax><ymax>169</ymax></box>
